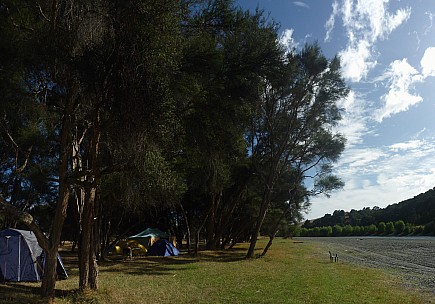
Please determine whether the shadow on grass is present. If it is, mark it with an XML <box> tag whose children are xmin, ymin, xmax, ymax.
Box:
<box><xmin>0</xmin><ymin>282</ymin><xmax>74</xmax><ymax>304</ymax></box>
<box><xmin>99</xmin><ymin>247</ymin><xmax>248</xmax><ymax>276</ymax></box>
<box><xmin>196</xmin><ymin>247</ymin><xmax>247</xmax><ymax>262</ymax></box>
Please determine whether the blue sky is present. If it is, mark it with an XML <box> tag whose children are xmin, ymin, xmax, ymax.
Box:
<box><xmin>236</xmin><ymin>0</ymin><xmax>435</xmax><ymax>219</ymax></box>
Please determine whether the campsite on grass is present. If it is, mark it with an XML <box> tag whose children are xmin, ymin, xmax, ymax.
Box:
<box><xmin>0</xmin><ymin>238</ymin><xmax>433</xmax><ymax>304</ymax></box>
<box><xmin>1</xmin><ymin>0</ymin><xmax>435</xmax><ymax>303</ymax></box>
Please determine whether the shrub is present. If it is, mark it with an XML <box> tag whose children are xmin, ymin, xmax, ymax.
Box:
<box><xmin>378</xmin><ymin>222</ymin><xmax>386</xmax><ymax>234</ymax></box>
<box><xmin>352</xmin><ymin>225</ymin><xmax>361</xmax><ymax>236</ymax></box>
<box><xmin>386</xmin><ymin>221</ymin><xmax>395</xmax><ymax>234</ymax></box>
<box><xmin>403</xmin><ymin>224</ymin><xmax>413</xmax><ymax>235</ymax></box>
<box><xmin>344</xmin><ymin>224</ymin><xmax>353</xmax><ymax>236</ymax></box>
<box><xmin>414</xmin><ymin>225</ymin><xmax>424</xmax><ymax>235</ymax></box>
<box><xmin>319</xmin><ymin>227</ymin><xmax>329</xmax><ymax>237</ymax></box>
<box><xmin>395</xmin><ymin>220</ymin><xmax>405</xmax><ymax>234</ymax></box>
<box><xmin>332</xmin><ymin>225</ymin><xmax>343</xmax><ymax>237</ymax></box>
<box><xmin>368</xmin><ymin>224</ymin><xmax>378</xmax><ymax>235</ymax></box>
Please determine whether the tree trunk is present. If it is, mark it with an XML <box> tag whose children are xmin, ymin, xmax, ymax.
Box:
<box><xmin>246</xmin><ymin>188</ymin><xmax>272</xmax><ymax>259</ymax></box>
<box><xmin>261</xmin><ymin>234</ymin><xmax>276</xmax><ymax>257</ymax></box>
<box><xmin>40</xmin><ymin>81</ymin><xmax>77</xmax><ymax>298</ymax></box>
<box><xmin>40</xmin><ymin>250</ymin><xmax>58</xmax><ymax>302</ymax></box>
<box><xmin>261</xmin><ymin>190</ymin><xmax>296</xmax><ymax>257</ymax></box>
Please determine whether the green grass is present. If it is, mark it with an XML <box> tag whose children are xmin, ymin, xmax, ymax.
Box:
<box><xmin>0</xmin><ymin>238</ymin><xmax>431</xmax><ymax>304</ymax></box>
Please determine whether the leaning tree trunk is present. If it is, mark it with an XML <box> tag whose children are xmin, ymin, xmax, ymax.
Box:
<box><xmin>246</xmin><ymin>187</ymin><xmax>273</xmax><ymax>259</ymax></box>
<box><xmin>261</xmin><ymin>196</ymin><xmax>295</xmax><ymax>257</ymax></box>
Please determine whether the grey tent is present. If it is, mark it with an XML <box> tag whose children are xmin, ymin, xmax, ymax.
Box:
<box><xmin>0</xmin><ymin>228</ymin><xmax>68</xmax><ymax>282</ymax></box>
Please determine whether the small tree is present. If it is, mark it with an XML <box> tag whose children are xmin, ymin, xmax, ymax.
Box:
<box><xmin>378</xmin><ymin>222</ymin><xmax>386</xmax><ymax>234</ymax></box>
<box><xmin>368</xmin><ymin>224</ymin><xmax>378</xmax><ymax>235</ymax></box>
<box><xmin>386</xmin><ymin>221</ymin><xmax>395</xmax><ymax>234</ymax></box>
<box><xmin>332</xmin><ymin>225</ymin><xmax>343</xmax><ymax>237</ymax></box>
<box><xmin>395</xmin><ymin>220</ymin><xmax>405</xmax><ymax>234</ymax></box>
<box><xmin>352</xmin><ymin>225</ymin><xmax>361</xmax><ymax>236</ymax></box>
<box><xmin>343</xmin><ymin>224</ymin><xmax>353</xmax><ymax>236</ymax></box>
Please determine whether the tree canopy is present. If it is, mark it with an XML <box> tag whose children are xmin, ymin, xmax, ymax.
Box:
<box><xmin>0</xmin><ymin>0</ymin><xmax>349</xmax><ymax>300</ymax></box>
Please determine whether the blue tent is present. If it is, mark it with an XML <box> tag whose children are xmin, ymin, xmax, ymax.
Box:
<box><xmin>0</xmin><ymin>229</ymin><xmax>68</xmax><ymax>282</ymax></box>
<box><xmin>146</xmin><ymin>239</ymin><xmax>179</xmax><ymax>257</ymax></box>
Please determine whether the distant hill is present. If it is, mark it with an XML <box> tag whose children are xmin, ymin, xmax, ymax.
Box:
<box><xmin>304</xmin><ymin>187</ymin><xmax>435</xmax><ymax>228</ymax></box>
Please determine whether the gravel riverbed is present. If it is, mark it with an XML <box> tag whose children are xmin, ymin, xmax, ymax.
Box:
<box><xmin>299</xmin><ymin>237</ymin><xmax>435</xmax><ymax>295</ymax></box>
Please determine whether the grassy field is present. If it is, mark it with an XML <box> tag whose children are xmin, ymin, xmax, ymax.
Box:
<box><xmin>0</xmin><ymin>238</ymin><xmax>431</xmax><ymax>304</ymax></box>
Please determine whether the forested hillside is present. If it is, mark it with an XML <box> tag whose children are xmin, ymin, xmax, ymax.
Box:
<box><xmin>304</xmin><ymin>187</ymin><xmax>435</xmax><ymax>228</ymax></box>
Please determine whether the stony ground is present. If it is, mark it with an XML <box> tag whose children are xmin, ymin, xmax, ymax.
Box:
<box><xmin>300</xmin><ymin>236</ymin><xmax>435</xmax><ymax>296</ymax></box>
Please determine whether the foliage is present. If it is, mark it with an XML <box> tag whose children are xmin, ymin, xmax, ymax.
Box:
<box><xmin>395</xmin><ymin>220</ymin><xmax>405</xmax><ymax>234</ymax></box>
<box><xmin>306</xmin><ymin>187</ymin><xmax>435</xmax><ymax>229</ymax></box>
<box><xmin>300</xmin><ymin>221</ymin><xmax>426</xmax><ymax>237</ymax></box>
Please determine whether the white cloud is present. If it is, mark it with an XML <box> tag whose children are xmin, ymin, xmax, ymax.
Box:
<box><xmin>307</xmin><ymin>137</ymin><xmax>435</xmax><ymax>219</ymax></box>
<box><xmin>293</xmin><ymin>1</ymin><xmax>310</xmax><ymax>9</ymax></box>
<box><xmin>325</xmin><ymin>1</ymin><xmax>339</xmax><ymax>42</ymax></box>
<box><xmin>389</xmin><ymin>139</ymin><xmax>425</xmax><ymax>152</ymax></box>
<box><xmin>339</xmin><ymin>41</ymin><xmax>376</xmax><ymax>82</ymax></box>
<box><xmin>279</xmin><ymin>28</ymin><xmax>298</xmax><ymax>54</ymax></box>
<box><xmin>328</xmin><ymin>0</ymin><xmax>411</xmax><ymax>82</ymax></box>
<box><xmin>420</xmin><ymin>47</ymin><xmax>435</xmax><ymax>78</ymax></box>
<box><xmin>423</xmin><ymin>11</ymin><xmax>434</xmax><ymax>35</ymax></box>
<box><xmin>375</xmin><ymin>59</ymin><xmax>423</xmax><ymax>122</ymax></box>
<box><xmin>335</xmin><ymin>91</ymin><xmax>372</xmax><ymax>147</ymax></box>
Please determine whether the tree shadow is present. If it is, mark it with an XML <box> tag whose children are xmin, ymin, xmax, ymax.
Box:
<box><xmin>196</xmin><ymin>247</ymin><xmax>247</xmax><ymax>262</ymax></box>
<box><xmin>0</xmin><ymin>282</ymin><xmax>74</xmax><ymax>304</ymax></box>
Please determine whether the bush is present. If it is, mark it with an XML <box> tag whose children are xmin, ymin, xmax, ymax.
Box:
<box><xmin>332</xmin><ymin>225</ymin><xmax>343</xmax><ymax>237</ymax></box>
<box><xmin>319</xmin><ymin>226</ymin><xmax>330</xmax><ymax>237</ymax></box>
<box><xmin>386</xmin><ymin>221</ymin><xmax>395</xmax><ymax>234</ymax></box>
<box><xmin>352</xmin><ymin>225</ymin><xmax>361</xmax><ymax>236</ymax></box>
<box><xmin>368</xmin><ymin>224</ymin><xmax>378</xmax><ymax>235</ymax></box>
<box><xmin>395</xmin><ymin>220</ymin><xmax>405</xmax><ymax>234</ymax></box>
<box><xmin>378</xmin><ymin>222</ymin><xmax>386</xmax><ymax>234</ymax></box>
<box><xmin>403</xmin><ymin>224</ymin><xmax>413</xmax><ymax>235</ymax></box>
<box><xmin>344</xmin><ymin>224</ymin><xmax>353</xmax><ymax>236</ymax></box>
<box><xmin>414</xmin><ymin>225</ymin><xmax>424</xmax><ymax>235</ymax></box>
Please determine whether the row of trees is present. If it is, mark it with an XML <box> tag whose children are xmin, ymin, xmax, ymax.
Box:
<box><xmin>0</xmin><ymin>0</ymin><xmax>348</xmax><ymax>300</ymax></box>
<box><xmin>305</xmin><ymin>187</ymin><xmax>435</xmax><ymax>228</ymax></box>
<box><xmin>297</xmin><ymin>220</ymin><xmax>435</xmax><ymax>237</ymax></box>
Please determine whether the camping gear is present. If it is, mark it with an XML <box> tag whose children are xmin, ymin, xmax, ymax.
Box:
<box><xmin>0</xmin><ymin>228</ymin><xmax>68</xmax><ymax>282</ymax></box>
<box><xmin>146</xmin><ymin>239</ymin><xmax>179</xmax><ymax>257</ymax></box>
<box><xmin>128</xmin><ymin>228</ymin><xmax>169</xmax><ymax>249</ymax></box>
<box><xmin>114</xmin><ymin>239</ymin><xmax>147</xmax><ymax>256</ymax></box>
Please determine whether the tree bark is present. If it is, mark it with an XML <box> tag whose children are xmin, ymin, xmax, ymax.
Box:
<box><xmin>246</xmin><ymin>187</ymin><xmax>272</xmax><ymax>259</ymax></box>
<box><xmin>261</xmin><ymin>188</ymin><xmax>297</xmax><ymax>257</ymax></box>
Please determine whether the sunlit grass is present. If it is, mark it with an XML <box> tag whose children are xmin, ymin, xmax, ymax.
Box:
<box><xmin>0</xmin><ymin>238</ymin><xmax>430</xmax><ymax>303</ymax></box>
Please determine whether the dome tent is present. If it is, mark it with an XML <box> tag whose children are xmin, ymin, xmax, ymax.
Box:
<box><xmin>0</xmin><ymin>228</ymin><xmax>68</xmax><ymax>282</ymax></box>
<box><xmin>128</xmin><ymin>228</ymin><xmax>169</xmax><ymax>249</ymax></box>
<box><xmin>146</xmin><ymin>239</ymin><xmax>179</xmax><ymax>257</ymax></box>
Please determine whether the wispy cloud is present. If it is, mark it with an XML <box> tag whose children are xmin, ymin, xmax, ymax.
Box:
<box><xmin>335</xmin><ymin>90</ymin><xmax>372</xmax><ymax>147</ymax></box>
<box><xmin>375</xmin><ymin>59</ymin><xmax>423</xmax><ymax>122</ymax></box>
<box><xmin>325</xmin><ymin>0</ymin><xmax>411</xmax><ymax>82</ymax></box>
<box><xmin>308</xmin><ymin>137</ymin><xmax>435</xmax><ymax>218</ymax></box>
<box><xmin>423</xmin><ymin>11</ymin><xmax>434</xmax><ymax>35</ymax></box>
<box><xmin>325</xmin><ymin>1</ymin><xmax>339</xmax><ymax>42</ymax></box>
<box><xmin>293</xmin><ymin>1</ymin><xmax>310</xmax><ymax>9</ymax></box>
